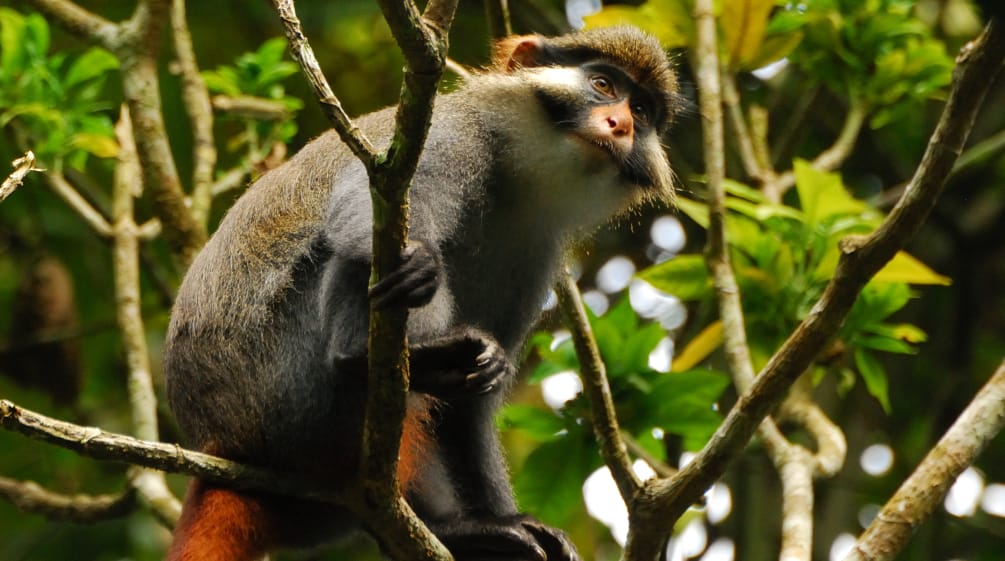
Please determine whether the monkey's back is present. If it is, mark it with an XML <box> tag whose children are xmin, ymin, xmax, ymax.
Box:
<box><xmin>163</xmin><ymin>95</ymin><xmax>495</xmax><ymax>466</ymax></box>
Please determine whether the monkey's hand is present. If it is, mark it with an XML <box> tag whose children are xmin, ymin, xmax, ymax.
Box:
<box><xmin>410</xmin><ymin>328</ymin><xmax>513</xmax><ymax>398</ymax></box>
<box><xmin>429</xmin><ymin>515</ymin><xmax>580</xmax><ymax>561</ymax></box>
<box><xmin>368</xmin><ymin>239</ymin><xmax>442</xmax><ymax>310</ymax></box>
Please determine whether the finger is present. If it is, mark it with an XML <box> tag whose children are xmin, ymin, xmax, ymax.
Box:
<box><xmin>521</xmin><ymin>523</ymin><xmax>579</xmax><ymax>561</ymax></box>
<box><xmin>446</xmin><ymin>529</ymin><xmax>547</xmax><ymax>561</ymax></box>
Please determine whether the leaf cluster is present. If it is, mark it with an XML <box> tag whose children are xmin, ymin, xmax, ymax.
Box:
<box><xmin>201</xmin><ymin>37</ymin><xmax>304</xmax><ymax>156</ymax></box>
<box><xmin>639</xmin><ymin>160</ymin><xmax>949</xmax><ymax>411</ymax></box>
<box><xmin>501</xmin><ymin>299</ymin><xmax>729</xmax><ymax>525</ymax></box>
<box><xmin>780</xmin><ymin>0</ymin><xmax>954</xmax><ymax>127</ymax></box>
<box><xmin>0</xmin><ymin>9</ymin><xmax>118</xmax><ymax>169</ymax></box>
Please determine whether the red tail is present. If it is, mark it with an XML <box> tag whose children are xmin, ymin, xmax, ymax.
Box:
<box><xmin>166</xmin><ymin>481</ymin><xmax>272</xmax><ymax>561</ymax></box>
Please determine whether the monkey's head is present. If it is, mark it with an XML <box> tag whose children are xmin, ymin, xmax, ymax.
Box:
<box><xmin>489</xmin><ymin>26</ymin><xmax>679</xmax><ymax>206</ymax></box>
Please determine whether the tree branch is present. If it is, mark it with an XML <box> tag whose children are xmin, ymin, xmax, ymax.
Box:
<box><xmin>112</xmin><ymin>107</ymin><xmax>182</xmax><ymax>526</ymax></box>
<box><xmin>24</xmin><ymin>0</ymin><xmax>115</xmax><ymax>43</ymax></box>
<box><xmin>0</xmin><ymin>476</ymin><xmax>137</xmax><ymax>523</ymax></box>
<box><xmin>44</xmin><ymin>170</ymin><xmax>114</xmax><ymax>238</ymax></box>
<box><xmin>170</xmin><ymin>0</ymin><xmax>217</xmax><ymax>229</ymax></box>
<box><xmin>118</xmin><ymin>0</ymin><xmax>206</xmax><ymax>265</ymax></box>
<box><xmin>271</xmin><ymin>2</ymin><xmax>458</xmax><ymax>560</ymax></box>
<box><xmin>842</xmin><ymin>358</ymin><xmax>1005</xmax><ymax>561</ymax></box>
<box><xmin>0</xmin><ymin>399</ymin><xmax>341</xmax><ymax>503</ymax></box>
<box><xmin>556</xmin><ymin>271</ymin><xmax>641</xmax><ymax>502</ymax></box>
<box><xmin>272</xmin><ymin>0</ymin><xmax>377</xmax><ymax>167</ymax></box>
<box><xmin>768</xmin><ymin>99</ymin><xmax>867</xmax><ymax>198</ymax></box>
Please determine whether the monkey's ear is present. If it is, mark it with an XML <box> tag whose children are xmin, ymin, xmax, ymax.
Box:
<box><xmin>491</xmin><ymin>35</ymin><xmax>544</xmax><ymax>72</ymax></box>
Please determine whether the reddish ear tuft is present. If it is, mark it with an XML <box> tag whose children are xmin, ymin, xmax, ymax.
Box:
<box><xmin>492</xmin><ymin>35</ymin><xmax>543</xmax><ymax>72</ymax></box>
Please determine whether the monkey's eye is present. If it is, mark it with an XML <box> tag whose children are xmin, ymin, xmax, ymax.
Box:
<box><xmin>590</xmin><ymin>75</ymin><xmax>616</xmax><ymax>98</ymax></box>
<box><xmin>631</xmin><ymin>103</ymin><xmax>650</xmax><ymax>126</ymax></box>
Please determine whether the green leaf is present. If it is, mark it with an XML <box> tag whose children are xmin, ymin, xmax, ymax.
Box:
<box><xmin>854</xmin><ymin>348</ymin><xmax>891</xmax><ymax>413</ymax></box>
<box><xmin>873</xmin><ymin>251</ymin><xmax>951</xmax><ymax>285</ymax></box>
<box><xmin>498</xmin><ymin>405</ymin><xmax>567</xmax><ymax>441</ymax></box>
<box><xmin>648</xmin><ymin>370</ymin><xmax>730</xmax><ymax>447</ymax></box>
<box><xmin>514</xmin><ymin>435</ymin><xmax>597</xmax><ymax>526</ymax></box>
<box><xmin>744</xmin><ymin>30</ymin><xmax>804</xmax><ymax>71</ymax></box>
<box><xmin>856</xmin><ymin>334</ymin><xmax>916</xmax><ymax>355</ymax></box>
<box><xmin>64</xmin><ymin>47</ymin><xmax>118</xmax><ymax>87</ymax></box>
<box><xmin>674</xmin><ymin>197</ymin><xmax>709</xmax><ymax>229</ymax></box>
<box><xmin>23</xmin><ymin>12</ymin><xmax>50</xmax><ymax>59</ymax></box>
<box><xmin>621</xmin><ymin>323</ymin><xmax>669</xmax><ymax>374</ymax></box>
<box><xmin>0</xmin><ymin>8</ymin><xmax>26</xmax><ymax>71</ymax></box>
<box><xmin>888</xmin><ymin>323</ymin><xmax>927</xmax><ymax>343</ymax></box>
<box><xmin>793</xmin><ymin>159</ymin><xmax>868</xmax><ymax>226</ymax></box>
<box><xmin>723</xmin><ymin>179</ymin><xmax>766</xmax><ymax>202</ymax></box>
<box><xmin>201</xmin><ymin>68</ymin><xmax>242</xmax><ymax>96</ymax></box>
<box><xmin>637</xmin><ymin>255</ymin><xmax>710</xmax><ymax>301</ymax></box>
<box><xmin>71</xmin><ymin>132</ymin><xmax>119</xmax><ymax>158</ymax></box>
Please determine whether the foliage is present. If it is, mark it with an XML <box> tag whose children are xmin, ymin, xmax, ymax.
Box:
<box><xmin>201</xmin><ymin>37</ymin><xmax>303</xmax><ymax>159</ymax></box>
<box><xmin>503</xmin><ymin>299</ymin><xmax>730</xmax><ymax>524</ymax></box>
<box><xmin>780</xmin><ymin>0</ymin><xmax>954</xmax><ymax>127</ymax></box>
<box><xmin>0</xmin><ymin>8</ymin><xmax>118</xmax><ymax>169</ymax></box>
<box><xmin>1</xmin><ymin>1</ymin><xmax>1003</xmax><ymax>560</ymax></box>
<box><xmin>639</xmin><ymin>160</ymin><xmax>949</xmax><ymax>412</ymax></box>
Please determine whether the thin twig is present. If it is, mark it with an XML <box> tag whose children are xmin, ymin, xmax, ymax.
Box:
<box><xmin>0</xmin><ymin>399</ymin><xmax>342</xmax><ymax>504</ymax></box>
<box><xmin>211</xmin><ymin>95</ymin><xmax>292</xmax><ymax>120</ymax></box>
<box><xmin>768</xmin><ymin>99</ymin><xmax>867</xmax><ymax>197</ymax></box>
<box><xmin>1</xmin><ymin>151</ymin><xmax>39</xmax><ymax>203</ymax></box>
<box><xmin>0</xmin><ymin>476</ymin><xmax>136</xmax><ymax>523</ymax></box>
<box><xmin>555</xmin><ymin>271</ymin><xmax>641</xmax><ymax>502</ymax></box>
<box><xmin>24</xmin><ymin>0</ymin><xmax>115</xmax><ymax>43</ymax></box>
<box><xmin>667</xmin><ymin>6</ymin><xmax>826</xmax><ymax>561</ymax></box>
<box><xmin>29</xmin><ymin>0</ymin><xmax>207</xmax><ymax>263</ymax></box>
<box><xmin>112</xmin><ymin>107</ymin><xmax>182</xmax><ymax>525</ymax></box>
<box><xmin>444</xmin><ymin>57</ymin><xmax>472</xmax><ymax>79</ymax></box>
<box><xmin>484</xmin><ymin>0</ymin><xmax>513</xmax><ymax>39</ymax></box>
<box><xmin>170</xmin><ymin>0</ymin><xmax>216</xmax><ymax>229</ymax></box>
<box><xmin>44</xmin><ymin>170</ymin><xmax>114</xmax><ymax>238</ymax></box>
<box><xmin>271</xmin><ymin>0</ymin><xmax>376</xmax><ymax>167</ymax></box>
<box><xmin>721</xmin><ymin>73</ymin><xmax>767</xmax><ymax>181</ymax></box>
<box><xmin>271</xmin><ymin>2</ymin><xmax>458</xmax><ymax>560</ymax></box>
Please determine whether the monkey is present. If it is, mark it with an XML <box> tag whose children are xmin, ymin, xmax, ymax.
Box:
<box><xmin>164</xmin><ymin>25</ymin><xmax>679</xmax><ymax>561</ymax></box>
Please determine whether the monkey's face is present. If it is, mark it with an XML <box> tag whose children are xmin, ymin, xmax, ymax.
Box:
<box><xmin>529</xmin><ymin>62</ymin><xmax>673</xmax><ymax>196</ymax></box>
<box><xmin>490</xmin><ymin>27</ymin><xmax>678</xmax><ymax>204</ymax></box>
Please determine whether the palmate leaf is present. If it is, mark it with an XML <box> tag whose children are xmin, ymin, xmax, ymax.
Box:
<box><xmin>514</xmin><ymin>433</ymin><xmax>598</xmax><ymax>526</ymax></box>
<box><xmin>794</xmin><ymin>159</ymin><xmax>869</xmax><ymax>226</ymax></box>
<box><xmin>873</xmin><ymin>251</ymin><xmax>951</xmax><ymax>286</ymax></box>
<box><xmin>854</xmin><ymin>348</ymin><xmax>891</xmax><ymax>413</ymax></box>
<box><xmin>637</xmin><ymin>254</ymin><xmax>711</xmax><ymax>301</ymax></box>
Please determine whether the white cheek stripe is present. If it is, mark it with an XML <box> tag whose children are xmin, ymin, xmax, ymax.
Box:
<box><xmin>530</xmin><ymin>66</ymin><xmax>585</xmax><ymax>90</ymax></box>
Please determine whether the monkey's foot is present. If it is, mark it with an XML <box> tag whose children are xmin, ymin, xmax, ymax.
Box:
<box><xmin>431</xmin><ymin>514</ymin><xmax>579</xmax><ymax>561</ymax></box>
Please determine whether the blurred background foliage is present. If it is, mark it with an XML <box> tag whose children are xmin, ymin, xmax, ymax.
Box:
<box><xmin>0</xmin><ymin>1</ymin><xmax>1003</xmax><ymax>560</ymax></box>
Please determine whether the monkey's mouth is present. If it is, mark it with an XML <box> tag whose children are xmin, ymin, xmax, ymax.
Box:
<box><xmin>571</xmin><ymin>133</ymin><xmax>626</xmax><ymax>162</ymax></box>
<box><xmin>572</xmin><ymin>134</ymin><xmax>653</xmax><ymax>188</ymax></box>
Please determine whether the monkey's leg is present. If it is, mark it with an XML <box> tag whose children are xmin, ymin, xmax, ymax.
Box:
<box><xmin>167</xmin><ymin>481</ymin><xmax>273</xmax><ymax>561</ymax></box>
